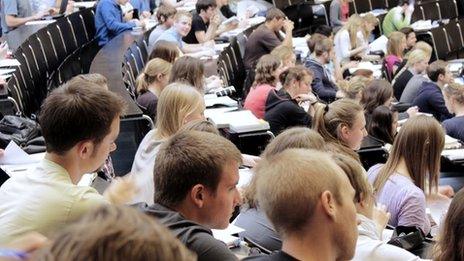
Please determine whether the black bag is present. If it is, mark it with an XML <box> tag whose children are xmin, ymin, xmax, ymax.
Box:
<box><xmin>387</xmin><ymin>226</ymin><xmax>425</xmax><ymax>251</ymax></box>
<box><xmin>0</xmin><ymin>115</ymin><xmax>46</xmax><ymax>153</ymax></box>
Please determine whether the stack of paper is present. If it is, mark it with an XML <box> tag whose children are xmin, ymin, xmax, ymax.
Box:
<box><xmin>204</xmin><ymin>94</ymin><xmax>237</xmax><ymax>107</ymax></box>
<box><xmin>206</xmin><ymin>109</ymin><xmax>270</xmax><ymax>133</ymax></box>
<box><xmin>444</xmin><ymin>135</ymin><xmax>461</xmax><ymax>149</ymax></box>
<box><xmin>442</xmin><ymin>148</ymin><xmax>464</xmax><ymax>161</ymax></box>
<box><xmin>0</xmin><ymin>59</ymin><xmax>20</xmax><ymax>67</ymax></box>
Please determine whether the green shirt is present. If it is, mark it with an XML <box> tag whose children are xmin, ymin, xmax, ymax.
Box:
<box><xmin>0</xmin><ymin>159</ymin><xmax>107</xmax><ymax>244</ymax></box>
<box><xmin>382</xmin><ymin>6</ymin><xmax>412</xmax><ymax>37</ymax></box>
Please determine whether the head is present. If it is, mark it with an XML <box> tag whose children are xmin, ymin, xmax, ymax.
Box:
<box><xmin>180</xmin><ymin>119</ymin><xmax>220</xmax><ymax>135</ymax></box>
<box><xmin>360</xmin><ymin>79</ymin><xmax>394</xmax><ymax>114</ymax></box>
<box><xmin>406</xmin><ymin>49</ymin><xmax>430</xmax><ymax>74</ymax></box>
<box><xmin>196</xmin><ymin>0</ymin><xmax>217</xmax><ymax>20</ymax></box>
<box><xmin>169</xmin><ymin>56</ymin><xmax>205</xmax><ymax>92</ymax></box>
<box><xmin>265</xmin><ymin>8</ymin><xmax>286</xmax><ymax>31</ymax></box>
<box><xmin>154</xmin><ymin>130</ymin><xmax>242</xmax><ymax>229</ymax></box>
<box><xmin>37</xmin><ymin>205</ymin><xmax>195</xmax><ymax>261</ymax></box>
<box><xmin>68</xmin><ymin>74</ymin><xmax>108</xmax><ymax>90</ymax></box>
<box><xmin>136</xmin><ymin>58</ymin><xmax>172</xmax><ymax>94</ymax></box>
<box><xmin>412</xmin><ymin>41</ymin><xmax>433</xmax><ymax>57</ymax></box>
<box><xmin>156</xmin><ymin>5</ymin><xmax>177</xmax><ymax>27</ymax></box>
<box><xmin>434</xmin><ymin>189</ymin><xmax>464</xmax><ymax>261</ymax></box>
<box><xmin>398</xmin><ymin>0</ymin><xmax>409</xmax><ymax>9</ymax></box>
<box><xmin>39</xmin><ymin>80</ymin><xmax>125</xmax><ymax>174</ymax></box>
<box><xmin>373</xmin><ymin>116</ymin><xmax>444</xmax><ymax>194</ymax></box>
<box><xmin>313</xmin><ymin>99</ymin><xmax>367</xmax><ymax>153</ymax></box>
<box><xmin>155</xmin><ymin>83</ymin><xmax>205</xmax><ymax>139</ymax></box>
<box><xmin>279</xmin><ymin>65</ymin><xmax>314</xmax><ymax>97</ymax></box>
<box><xmin>427</xmin><ymin>60</ymin><xmax>453</xmax><ymax>86</ymax></box>
<box><xmin>307</xmin><ymin>33</ymin><xmax>328</xmax><ymax>54</ymax></box>
<box><xmin>344</xmin><ymin>15</ymin><xmax>363</xmax><ymax>48</ymax></box>
<box><xmin>149</xmin><ymin>40</ymin><xmax>180</xmax><ymax>63</ymax></box>
<box><xmin>400</xmin><ymin>27</ymin><xmax>416</xmax><ymax>49</ymax></box>
<box><xmin>243</xmin><ymin>127</ymin><xmax>325</xmax><ymax>208</ymax></box>
<box><xmin>443</xmin><ymin>83</ymin><xmax>464</xmax><ymax>114</ymax></box>
<box><xmin>314</xmin><ymin>38</ymin><xmax>334</xmax><ymax>64</ymax></box>
<box><xmin>270</xmin><ymin>45</ymin><xmax>296</xmax><ymax>68</ymax></box>
<box><xmin>367</xmin><ymin>105</ymin><xmax>398</xmax><ymax>144</ymax></box>
<box><xmin>339</xmin><ymin>75</ymin><xmax>372</xmax><ymax>101</ymax></box>
<box><xmin>117</xmin><ymin>0</ymin><xmax>129</xmax><ymax>5</ymax></box>
<box><xmin>387</xmin><ymin>31</ymin><xmax>407</xmax><ymax>57</ymax></box>
<box><xmin>173</xmin><ymin>11</ymin><xmax>193</xmax><ymax>37</ymax></box>
<box><xmin>256</xmin><ymin>149</ymin><xmax>358</xmax><ymax>260</ymax></box>
<box><xmin>361</xmin><ymin>13</ymin><xmax>378</xmax><ymax>37</ymax></box>
<box><xmin>253</xmin><ymin>54</ymin><xmax>282</xmax><ymax>87</ymax></box>
<box><xmin>314</xmin><ymin>25</ymin><xmax>333</xmax><ymax>39</ymax></box>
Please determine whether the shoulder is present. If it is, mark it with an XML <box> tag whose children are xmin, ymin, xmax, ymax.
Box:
<box><xmin>186</xmin><ymin>230</ymin><xmax>238</xmax><ymax>261</ymax></box>
<box><xmin>355</xmin><ymin>238</ymin><xmax>421</xmax><ymax>260</ymax></box>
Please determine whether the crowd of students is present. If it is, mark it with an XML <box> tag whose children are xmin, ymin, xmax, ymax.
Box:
<box><xmin>2</xmin><ymin>0</ymin><xmax>464</xmax><ymax>260</ymax></box>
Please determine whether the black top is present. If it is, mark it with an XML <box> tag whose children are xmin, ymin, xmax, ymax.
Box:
<box><xmin>136</xmin><ymin>90</ymin><xmax>158</xmax><ymax>121</ymax></box>
<box><xmin>443</xmin><ymin>116</ymin><xmax>464</xmax><ymax>141</ymax></box>
<box><xmin>143</xmin><ymin>203</ymin><xmax>238</xmax><ymax>261</ymax></box>
<box><xmin>243</xmin><ymin>24</ymin><xmax>282</xmax><ymax>70</ymax></box>
<box><xmin>264</xmin><ymin>90</ymin><xmax>312</xmax><ymax>136</ymax></box>
<box><xmin>183</xmin><ymin>13</ymin><xmax>208</xmax><ymax>44</ymax></box>
<box><xmin>392</xmin><ymin>69</ymin><xmax>414</xmax><ymax>100</ymax></box>
<box><xmin>220</xmin><ymin>5</ymin><xmax>236</xmax><ymax>18</ymax></box>
<box><xmin>244</xmin><ymin>251</ymin><xmax>300</xmax><ymax>261</ymax></box>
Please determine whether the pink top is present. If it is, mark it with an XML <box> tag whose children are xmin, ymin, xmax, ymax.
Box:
<box><xmin>341</xmin><ymin>2</ymin><xmax>349</xmax><ymax>21</ymax></box>
<box><xmin>244</xmin><ymin>84</ymin><xmax>275</xmax><ymax>119</ymax></box>
<box><xmin>385</xmin><ymin>55</ymin><xmax>402</xmax><ymax>77</ymax></box>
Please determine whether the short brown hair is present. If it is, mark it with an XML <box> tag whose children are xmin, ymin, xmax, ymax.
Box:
<box><xmin>39</xmin><ymin>80</ymin><xmax>126</xmax><ymax>154</ymax></box>
<box><xmin>149</xmin><ymin>40</ymin><xmax>180</xmax><ymax>63</ymax></box>
<box><xmin>180</xmin><ymin>119</ymin><xmax>220</xmax><ymax>135</ymax></box>
<box><xmin>265</xmin><ymin>7</ymin><xmax>286</xmax><ymax>21</ymax></box>
<box><xmin>253</xmin><ymin>54</ymin><xmax>281</xmax><ymax>87</ymax></box>
<box><xmin>314</xmin><ymin>38</ymin><xmax>333</xmax><ymax>57</ymax></box>
<box><xmin>307</xmin><ymin>33</ymin><xmax>328</xmax><ymax>53</ymax></box>
<box><xmin>256</xmin><ymin>149</ymin><xmax>343</xmax><ymax>236</ymax></box>
<box><xmin>156</xmin><ymin>5</ymin><xmax>177</xmax><ymax>24</ymax></box>
<box><xmin>279</xmin><ymin>65</ymin><xmax>314</xmax><ymax>89</ymax></box>
<box><xmin>154</xmin><ymin>130</ymin><xmax>242</xmax><ymax>208</ymax></box>
<box><xmin>427</xmin><ymin>60</ymin><xmax>448</xmax><ymax>82</ymax></box>
<box><xmin>37</xmin><ymin>205</ymin><xmax>195</xmax><ymax>261</ymax></box>
<box><xmin>68</xmin><ymin>73</ymin><xmax>108</xmax><ymax>89</ymax></box>
<box><xmin>169</xmin><ymin>56</ymin><xmax>205</xmax><ymax>92</ymax></box>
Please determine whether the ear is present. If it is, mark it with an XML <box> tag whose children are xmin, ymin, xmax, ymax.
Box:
<box><xmin>156</xmin><ymin>73</ymin><xmax>164</xmax><ymax>82</ymax></box>
<box><xmin>320</xmin><ymin>190</ymin><xmax>337</xmax><ymax>220</ymax></box>
<box><xmin>190</xmin><ymin>184</ymin><xmax>206</xmax><ymax>208</ymax></box>
<box><xmin>339</xmin><ymin>123</ymin><xmax>351</xmax><ymax>141</ymax></box>
<box><xmin>76</xmin><ymin>140</ymin><xmax>95</xmax><ymax>159</ymax></box>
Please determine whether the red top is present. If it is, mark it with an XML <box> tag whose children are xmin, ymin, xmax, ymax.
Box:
<box><xmin>244</xmin><ymin>84</ymin><xmax>275</xmax><ymax>119</ymax></box>
<box><xmin>341</xmin><ymin>2</ymin><xmax>349</xmax><ymax>21</ymax></box>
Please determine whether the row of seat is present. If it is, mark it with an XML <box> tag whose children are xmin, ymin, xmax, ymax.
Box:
<box><xmin>425</xmin><ymin>18</ymin><xmax>464</xmax><ymax>61</ymax></box>
<box><xmin>121</xmin><ymin>34</ymin><xmax>150</xmax><ymax>101</ymax></box>
<box><xmin>6</xmin><ymin>8</ymin><xmax>97</xmax><ymax>117</ymax></box>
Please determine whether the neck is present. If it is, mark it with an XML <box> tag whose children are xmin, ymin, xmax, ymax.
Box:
<box><xmin>44</xmin><ymin>152</ymin><xmax>84</xmax><ymax>184</ymax></box>
<box><xmin>173</xmin><ymin>201</ymin><xmax>209</xmax><ymax>228</ymax></box>
<box><xmin>148</xmin><ymin>82</ymin><xmax>162</xmax><ymax>96</ymax></box>
<box><xmin>394</xmin><ymin>158</ymin><xmax>411</xmax><ymax>179</ymax></box>
<box><xmin>453</xmin><ymin>104</ymin><xmax>464</xmax><ymax>117</ymax></box>
<box><xmin>436</xmin><ymin>80</ymin><xmax>445</xmax><ymax>89</ymax></box>
<box><xmin>286</xmin><ymin>87</ymin><xmax>299</xmax><ymax>99</ymax></box>
<box><xmin>282</xmin><ymin>228</ymin><xmax>338</xmax><ymax>261</ymax></box>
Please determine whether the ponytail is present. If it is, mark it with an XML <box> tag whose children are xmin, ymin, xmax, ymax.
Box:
<box><xmin>136</xmin><ymin>58</ymin><xmax>172</xmax><ymax>95</ymax></box>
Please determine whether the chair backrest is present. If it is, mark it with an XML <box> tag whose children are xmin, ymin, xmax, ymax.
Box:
<box><xmin>129</xmin><ymin>44</ymin><xmax>145</xmax><ymax>70</ymax></box>
<box><xmin>55</xmin><ymin>18</ymin><xmax>79</xmax><ymax>54</ymax></box>
<box><xmin>68</xmin><ymin>12</ymin><xmax>89</xmax><ymax>46</ymax></box>
<box><xmin>354</xmin><ymin>0</ymin><xmax>371</xmax><ymax>13</ymax></box>
<box><xmin>386</xmin><ymin>0</ymin><xmax>397</xmax><ymax>8</ymax></box>
<box><xmin>46</xmin><ymin>23</ymin><xmax>68</xmax><ymax>63</ymax></box>
<box><xmin>439</xmin><ymin>0</ymin><xmax>458</xmax><ymax>20</ymax></box>
<box><xmin>444</xmin><ymin>21</ymin><xmax>463</xmax><ymax>58</ymax></box>
<box><xmin>420</xmin><ymin>2</ymin><xmax>441</xmax><ymax>21</ymax></box>
<box><xmin>6</xmin><ymin>74</ymin><xmax>25</xmax><ymax>114</ymax></box>
<box><xmin>80</xmin><ymin>8</ymin><xmax>96</xmax><ymax>40</ymax></box>
<box><xmin>411</xmin><ymin>6</ymin><xmax>424</xmax><ymax>23</ymax></box>
<box><xmin>429</xmin><ymin>27</ymin><xmax>451</xmax><ymax>60</ymax></box>
<box><xmin>28</xmin><ymin>34</ymin><xmax>49</xmax><ymax>76</ymax></box>
<box><xmin>36</xmin><ymin>28</ymin><xmax>60</xmax><ymax>71</ymax></box>
<box><xmin>273</xmin><ymin>0</ymin><xmax>291</xmax><ymax>9</ymax></box>
<box><xmin>370</xmin><ymin>0</ymin><xmax>387</xmax><ymax>10</ymax></box>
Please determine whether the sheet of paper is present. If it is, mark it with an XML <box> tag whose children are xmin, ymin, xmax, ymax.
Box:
<box><xmin>73</xmin><ymin>1</ymin><xmax>96</xmax><ymax>8</ymax></box>
<box><xmin>238</xmin><ymin>168</ymin><xmax>253</xmax><ymax>188</ymax></box>
<box><xmin>0</xmin><ymin>141</ymin><xmax>42</xmax><ymax>165</ymax></box>
<box><xmin>0</xmin><ymin>68</ymin><xmax>15</xmax><ymax>75</ymax></box>
<box><xmin>0</xmin><ymin>59</ymin><xmax>20</xmax><ymax>67</ymax></box>
<box><xmin>212</xmin><ymin>224</ymin><xmax>245</xmax><ymax>247</ymax></box>
<box><xmin>441</xmin><ymin>148</ymin><xmax>464</xmax><ymax>160</ymax></box>
<box><xmin>369</xmin><ymin>35</ymin><xmax>388</xmax><ymax>53</ymax></box>
<box><xmin>25</xmin><ymin>20</ymin><xmax>55</xmax><ymax>26</ymax></box>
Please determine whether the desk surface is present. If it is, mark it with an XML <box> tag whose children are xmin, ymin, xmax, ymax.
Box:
<box><xmin>90</xmin><ymin>31</ymin><xmax>143</xmax><ymax>117</ymax></box>
<box><xmin>6</xmin><ymin>23</ymin><xmax>49</xmax><ymax>51</ymax></box>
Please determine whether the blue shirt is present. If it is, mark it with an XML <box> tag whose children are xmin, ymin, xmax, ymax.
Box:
<box><xmin>443</xmin><ymin>116</ymin><xmax>464</xmax><ymax>142</ymax></box>
<box><xmin>412</xmin><ymin>81</ymin><xmax>453</xmax><ymax>121</ymax></box>
<box><xmin>130</xmin><ymin>0</ymin><xmax>149</xmax><ymax>13</ymax></box>
<box><xmin>155</xmin><ymin>27</ymin><xmax>183</xmax><ymax>48</ymax></box>
<box><xmin>0</xmin><ymin>0</ymin><xmax>33</xmax><ymax>33</ymax></box>
<box><xmin>95</xmin><ymin>0</ymin><xmax>136</xmax><ymax>46</ymax></box>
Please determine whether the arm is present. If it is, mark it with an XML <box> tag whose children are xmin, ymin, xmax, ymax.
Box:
<box><xmin>309</xmin><ymin>65</ymin><xmax>337</xmax><ymax>101</ymax></box>
<box><xmin>392</xmin><ymin>7</ymin><xmax>412</xmax><ymax>30</ymax></box>
<box><xmin>430</xmin><ymin>89</ymin><xmax>453</xmax><ymax>120</ymax></box>
<box><xmin>195</xmin><ymin>15</ymin><xmax>220</xmax><ymax>43</ymax></box>
<box><xmin>189</xmin><ymin>233</ymin><xmax>238</xmax><ymax>261</ymax></box>
<box><xmin>330</xmin><ymin>1</ymin><xmax>343</xmax><ymax>27</ymax></box>
<box><xmin>281</xmin><ymin>19</ymin><xmax>294</xmax><ymax>48</ymax></box>
<box><xmin>397</xmin><ymin>191</ymin><xmax>431</xmax><ymax>236</ymax></box>
<box><xmin>3</xmin><ymin>0</ymin><xmax>46</xmax><ymax>28</ymax></box>
<box><xmin>101</xmin><ymin>1</ymin><xmax>136</xmax><ymax>34</ymax></box>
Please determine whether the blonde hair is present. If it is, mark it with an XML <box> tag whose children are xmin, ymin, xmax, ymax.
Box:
<box><xmin>174</xmin><ymin>10</ymin><xmax>192</xmax><ymax>21</ymax></box>
<box><xmin>406</xmin><ymin>49</ymin><xmax>429</xmax><ymax>66</ymax></box>
<box><xmin>343</xmin><ymin>15</ymin><xmax>363</xmax><ymax>49</ymax></box>
<box><xmin>136</xmin><ymin>58</ymin><xmax>172</xmax><ymax>94</ymax></box>
<box><xmin>361</xmin><ymin>13</ymin><xmax>378</xmax><ymax>39</ymax></box>
<box><xmin>155</xmin><ymin>83</ymin><xmax>204</xmax><ymax>139</ymax></box>
<box><xmin>373</xmin><ymin>116</ymin><xmax>444</xmax><ymax>195</ymax></box>
<box><xmin>339</xmin><ymin>76</ymin><xmax>371</xmax><ymax>100</ymax></box>
<box><xmin>270</xmin><ymin>45</ymin><xmax>294</xmax><ymax>65</ymax></box>
<box><xmin>387</xmin><ymin>31</ymin><xmax>406</xmax><ymax>57</ymax></box>
<box><xmin>444</xmin><ymin>83</ymin><xmax>464</xmax><ymax>105</ymax></box>
<box><xmin>332</xmin><ymin>153</ymin><xmax>371</xmax><ymax>203</ymax></box>
<box><xmin>412</xmin><ymin>41</ymin><xmax>433</xmax><ymax>57</ymax></box>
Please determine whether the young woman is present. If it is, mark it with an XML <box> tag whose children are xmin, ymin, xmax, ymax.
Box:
<box><xmin>384</xmin><ymin>31</ymin><xmax>407</xmax><ymax>78</ymax></box>
<box><xmin>313</xmin><ymin>98</ymin><xmax>368</xmax><ymax>161</ymax></box>
<box><xmin>359</xmin><ymin>14</ymin><xmax>381</xmax><ymax>61</ymax></box>
<box><xmin>367</xmin><ymin>105</ymin><xmax>398</xmax><ymax>145</ymax></box>
<box><xmin>136</xmin><ymin>58</ymin><xmax>172</xmax><ymax>120</ymax></box>
<box><xmin>361</xmin><ymin>79</ymin><xmax>394</xmax><ymax>119</ymax></box>
<box><xmin>168</xmin><ymin>56</ymin><xmax>205</xmax><ymax>92</ymax></box>
<box><xmin>392</xmin><ymin>49</ymin><xmax>430</xmax><ymax>100</ymax></box>
<box><xmin>270</xmin><ymin>45</ymin><xmax>296</xmax><ymax>69</ymax></box>
<box><xmin>264</xmin><ymin>66</ymin><xmax>317</xmax><ymax>135</ymax></box>
<box><xmin>244</xmin><ymin>54</ymin><xmax>282</xmax><ymax>119</ymax></box>
<box><xmin>334</xmin><ymin>15</ymin><xmax>367</xmax><ymax>64</ymax></box>
<box><xmin>149</xmin><ymin>40</ymin><xmax>180</xmax><ymax>63</ymax></box>
<box><xmin>235</xmin><ymin>127</ymin><xmax>326</xmax><ymax>251</ymax></box>
<box><xmin>130</xmin><ymin>83</ymin><xmax>205</xmax><ymax>204</ymax></box>
<box><xmin>339</xmin><ymin>75</ymin><xmax>372</xmax><ymax>101</ymax></box>
<box><xmin>443</xmin><ymin>83</ymin><xmax>464</xmax><ymax>141</ymax></box>
<box><xmin>368</xmin><ymin>116</ymin><xmax>445</xmax><ymax>236</ymax></box>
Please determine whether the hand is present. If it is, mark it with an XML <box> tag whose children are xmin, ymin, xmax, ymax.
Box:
<box><xmin>124</xmin><ymin>10</ymin><xmax>134</xmax><ymax>21</ymax></box>
<box><xmin>406</xmin><ymin>106</ymin><xmax>418</xmax><ymax>118</ymax></box>
<box><xmin>141</xmin><ymin>11</ymin><xmax>151</xmax><ymax>19</ymax></box>
<box><xmin>0</xmin><ymin>149</ymin><xmax>4</xmax><ymax>157</ymax></box>
<box><xmin>103</xmin><ymin>175</ymin><xmax>138</xmax><ymax>204</ymax></box>
<box><xmin>202</xmin><ymin>40</ymin><xmax>215</xmax><ymax>49</ymax></box>
<box><xmin>438</xmin><ymin>185</ymin><xmax>454</xmax><ymax>198</ymax></box>
<box><xmin>283</xmin><ymin>19</ymin><xmax>294</xmax><ymax>32</ymax></box>
<box><xmin>372</xmin><ymin>204</ymin><xmax>391</xmax><ymax>238</ymax></box>
<box><xmin>211</xmin><ymin>13</ymin><xmax>221</xmax><ymax>26</ymax></box>
<box><xmin>225</xmin><ymin>21</ymin><xmax>239</xmax><ymax>31</ymax></box>
<box><xmin>242</xmin><ymin>154</ymin><xmax>261</xmax><ymax>168</ymax></box>
<box><xmin>295</xmin><ymin>93</ymin><xmax>316</xmax><ymax>103</ymax></box>
<box><xmin>33</xmin><ymin>10</ymin><xmax>48</xmax><ymax>20</ymax></box>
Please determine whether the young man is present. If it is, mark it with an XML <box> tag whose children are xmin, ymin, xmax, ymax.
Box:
<box><xmin>95</xmin><ymin>0</ymin><xmax>145</xmax><ymax>46</ymax></box>
<box><xmin>247</xmin><ymin>149</ymin><xmax>359</xmax><ymax>260</ymax></box>
<box><xmin>156</xmin><ymin>11</ymin><xmax>214</xmax><ymax>54</ymax></box>
<box><xmin>243</xmin><ymin>7</ymin><xmax>294</xmax><ymax>71</ymax></box>
<box><xmin>0</xmin><ymin>0</ymin><xmax>47</xmax><ymax>34</ymax></box>
<box><xmin>413</xmin><ymin>60</ymin><xmax>454</xmax><ymax>121</ymax></box>
<box><xmin>148</xmin><ymin>5</ymin><xmax>177</xmax><ymax>47</ymax></box>
<box><xmin>143</xmin><ymin>130</ymin><xmax>242</xmax><ymax>260</ymax></box>
<box><xmin>0</xmin><ymin>79</ymin><xmax>128</xmax><ymax>244</ymax></box>
<box><xmin>305</xmin><ymin>38</ymin><xmax>344</xmax><ymax>103</ymax></box>
<box><xmin>382</xmin><ymin>0</ymin><xmax>413</xmax><ymax>37</ymax></box>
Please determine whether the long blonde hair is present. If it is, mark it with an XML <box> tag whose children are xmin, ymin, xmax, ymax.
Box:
<box><xmin>387</xmin><ymin>31</ymin><xmax>406</xmax><ymax>57</ymax></box>
<box><xmin>155</xmin><ymin>83</ymin><xmax>204</xmax><ymax>139</ymax></box>
<box><xmin>136</xmin><ymin>58</ymin><xmax>172</xmax><ymax>94</ymax></box>
<box><xmin>372</xmin><ymin>116</ymin><xmax>444</xmax><ymax>195</ymax></box>
<box><xmin>343</xmin><ymin>15</ymin><xmax>363</xmax><ymax>49</ymax></box>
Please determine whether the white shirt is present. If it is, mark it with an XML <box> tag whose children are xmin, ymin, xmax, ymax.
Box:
<box><xmin>334</xmin><ymin>29</ymin><xmax>364</xmax><ymax>64</ymax></box>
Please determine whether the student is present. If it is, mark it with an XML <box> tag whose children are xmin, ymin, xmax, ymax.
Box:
<box><xmin>334</xmin><ymin>15</ymin><xmax>367</xmax><ymax>64</ymax></box>
<box><xmin>433</xmin><ymin>189</ymin><xmax>464</xmax><ymax>261</ymax></box>
<box><xmin>330</xmin><ymin>0</ymin><xmax>349</xmax><ymax>32</ymax></box>
<box><xmin>68</xmin><ymin>73</ymin><xmax>109</xmax><ymax>90</ymax></box>
<box><xmin>168</xmin><ymin>56</ymin><xmax>206</xmax><ymax>92</ymax></box>
<box><xmin>305</xmin><ymin>38</ymin><xmax>343</xmax><ymax>103</ymax></box>
<box><xmin>130</xmin><ymin>83</ymin><xmax>204</xmax><ymax>205</ymax></box>
<box><xmin>333</xmin><ymin>154</ymin><xmax>422</xmax><ymax>261</ymax></box>
<box><xmin>443</xmin><ymin>83</ymin><xmax>464</xmax><ymax>141</ymax></box>
<box><xmin>243</xmin><ymin>7</ymin><xmax>294</xmax><ymax>71</ymax></box>
<box><xmin>36</xmin><ymin>205</ymin><xmax>195</xmax><ymax>261</ymax></box>
<box><xmin>0</xmin><ymin>80</ymin><xmax>132</xmax><ymax>244</ymax></box>
<box><xmin>313</xmin><ymin>98</ymin><xmax>367</xmax><ymax>161</ymax></box>
<box><xmin>264</xmin><ymin>66</ymin><xmax>316</xmax><ymax>135</ymax></box>
<box><xmin>339</xmin><ymin>75</ymin><xmax>372</xmax><ymax>101</ymax></box>
<box><xmin>143</xmin><ymin>130</ymin><xmax>241</xmax><ymax>260</ymax></box>
<box><xmin>400</xmin><ymin>27</ymin><xmax>416</xmax><ymax>55</ymax></box>
<box><xmin>95</xmin><ymin>0</ymin><xmax>145</xmax><ymax>46</ymax></box>
<box><xmin>392</xmin><ymin>49</ymin><xmax>429</xmax><ymax>100</ymax></box>
<box><xmin>413</xmin><ymin>60</ymin><xmax>454</xmax><ymax>121</ymax></box>
<box><xmin>270</xmin><ymin>45</ymin><xmax>296</xmax><ymax>69</ymax></box>
<box><xmin>384</xmin><ymin>31</ymin><xmax>407</xmax><ymax>78</ymax></box>
<box><xmin>235</xmin><ymin>127</ymin><xmax>326</xmax><ymax>252</ymax></box>
<box><xmin>367</xmin><ymin>105</ymin><xmax>398</xmax><ymax>145</ymax></box>
<box><xmin>136</xmin><ymin>58</ymin><xmax>172</xmax><ymax>120</ymax></box>
<box><xmin>368</xmin><ymin>116</ymin><xmax>445</xmax><ymax>236</ymax></box>
<box><xmin>244</xmin><ymin>55</ymin><xmax>282</xmax><ymax>119</ymax></box>
<box><xmin>248</xmin><ymin>149</ymin><xmax>358</xmax><ymax>260</ymax></box>
<box><xmin>361</xmin><ymin>79</ymin><xmax>394</xmax><ymax>120</ymax></box>
<box><xmin>0</xmin><ymin>0</ymin><xmax>47</xmax><ymax>34</ymax></box>
<box><xmin>148</xmin><ymin>5</ymin><xmax>177</xmax><ymax>47</ymax></box>
<box><xmin>148</xmin><ymin>40</ymin><xmax>180</xmax><ymax>63</ymax></box>
<box><xmin>382</xmin><ymin>0</ymin><xmax>413</xmax><ymax>37</ymax></box>
<box><xmin>359</xmin><ymin>14</ymin><xmax>382</xmax><ymax>61</ymax></box>
<box><xmin>306</xmin><ymin>33</ymin><xmax>328</xmax><ymax>54</ymax></box>
<box><xmin>130</xmin><ymin>0</ymin><xmax>151</xmax><ymax>19</ymax></box>
<box><xmin>155</xmin><ymin>11</ymin><xmax>214</xmax><ymax>54</ymax></box>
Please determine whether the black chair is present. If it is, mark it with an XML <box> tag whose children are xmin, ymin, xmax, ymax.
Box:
<box><xmin>283</xmin><ymin>2</ymin><xmax>316</xmax><ymax>36</ymax></box>
<box><xmin>20</xmin><ymin>43</ymin><xmax>47</xmax><ymax>102</ymax></box>
<box><xmin>129</xmin><ymin>44</ymin><xmax>145</xmax><ymax>72</ymax></box>
<box><xmin>80</xmin><ymin>8</ymin><xmax>96</xmax><ymax>40</ymax></box>
<box><xmin>428</xmin><ymin>27</ymin><xmax>451</xmax><ymax>60</ymax></box>
<box><xmin>135</xmin><ymin>37</ymin><xmax>149</xmax><ymax>63</ymax></box>
<box><xmin>386</xmin><ymin>0</ymin><xmax>397</xmax><ymax>8</ymax></box>
<box><xmin>46</xmin><ymin>24</ymin><xmax>68</xmax><ymax>64</ymax></box>
<box><xmin>439</xmin><ymin>0</ymin><xmax>458</xmax><ymax>20</ymax></box>
<box><xmin>272</xmin><ymin>0</ymin><xmax>291</xmax><ymax>9</ymax></box>
<box><xmin>411</xmin><ymin>6</ymin><xmax>424</xmax><ymax>23</ymax></box>
<box><xmin>370</xmin><ymin>0</ymin><xmax>387</xmax><ymax>10</ymax></box>
<box><xmin>68</xmin><ymin>12</ymin><xmax>89</xmax><ymax>47</ymax></box>
<box><xmin>353</xmin><ymin>0</ymin><xmax>371</xmax><ymax>13</ymax></box>
<box><xmin>55</xmin><ymin>18</ymin><xmax>78</xmax><ymax>55</ymax></box>
<box><xmin>36</xmin><ymin>28</ymin><xmax>60</xmax><ymax>72</ymax></box>
<box><xmin>6</xmin><ymin>74</ymin><xmax>25</xmax><ymax>114</ymax></box>
<box><xmin>420</xmin><ymin>2</ymin><xmax>441</xmax><ymax>21</ymax></box>
<box><xmin>28</xmin><ymin>34</ymin><xmax>49</xmax><ymax>77</ymax></box>
<box><xmin>444</xmin><ymin>21</ymin><xmax>463</xmax><ymax>59</ymax></box>
<box><xmin>358</xmin><ymin>147</ymin><xmax>389</xmax><ymax>170</ymax></box>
